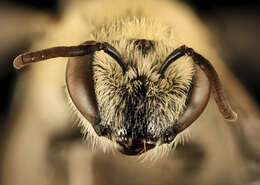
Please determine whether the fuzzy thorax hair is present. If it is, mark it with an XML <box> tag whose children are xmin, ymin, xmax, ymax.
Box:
<box><xmin>77</xmin><ymin>17</ymin><xmax>195</xmax><ymax>159</ymax></box>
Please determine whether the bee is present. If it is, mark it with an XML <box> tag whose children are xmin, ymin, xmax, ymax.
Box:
<box><xmin>13</xmin><ymin>3</ymin><xmax>237</xmax><ymax>157</ymax></box>
<box><xmin>3</xmin><ymin>0</ymin><xmax>260</xmax><ymax>185</ymax></box>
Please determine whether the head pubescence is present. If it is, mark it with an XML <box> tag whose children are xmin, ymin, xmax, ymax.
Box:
<box><xmin>13</xmin><ymin>17</ymin><xmax>236</xmax><ymax>157</ymax></box>
<box><xmin>92</xmin><ymin>38</ymin><xmax>195</xmax><ymax>155</ymax></box>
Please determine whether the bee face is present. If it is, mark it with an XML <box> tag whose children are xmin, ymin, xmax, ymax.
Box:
<box><xmin>13</xmin><ymin>18</ymin><xmax>236</xmax><ymax>157</ymax></box>
<box><xmin>93</xmin><ymin>39</ymin><xmax>194</xmax><ymax>155</ymax></box>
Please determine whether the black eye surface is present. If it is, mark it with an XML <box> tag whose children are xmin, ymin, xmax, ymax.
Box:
<box><xmin>177</xmin><ymin>66</ymin><xmax>211</xmax><ymax>132</ymax></box>
<box><xmin>160</xmin><ymin>66</ymin><xmax>210</xmax><ymax>144</ymax></box>
<box><xmin>65</xmin><ymin>41</ymin><xmax>129</xmax><ymax>138</ymax></box>
<box><xmin>160</xmin><ymin>45</ymin><xmax>237</xmax><ymax>144</ymax></box>
<box><xmin>66</xmin><ymin>53</ymin><xmax>101</xmax><ymax>125</ymax></box>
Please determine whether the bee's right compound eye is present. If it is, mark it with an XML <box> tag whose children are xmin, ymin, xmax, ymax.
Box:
<box><xmin>66</xmin><ymin>41</ymin><xmax>127</xmax><ymax>132</ymax></box>
<box><xmin>13</xmin><ymin>40</ymin><xmax>126</xmax><ymax>134</ymax></box>
<box><xmin>66</xmin><ymin>53</ymin><xmax>101</xmax><ymax>125</ymax></box>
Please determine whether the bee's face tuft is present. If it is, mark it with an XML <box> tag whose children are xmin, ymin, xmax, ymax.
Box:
<box><xmin>93</xmin><ymin>39</ymin><xmax>194</xmax><ymax>155</ymax></box>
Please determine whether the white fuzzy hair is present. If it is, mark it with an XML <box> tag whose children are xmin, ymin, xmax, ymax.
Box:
<box><xmin>61</xmin><ymin>0</ymin><xmax>197</xmax><ymax>161</ymax></box>
<box><xmin>29</xmin><ymin>0</ymin><xmax>214</xmax><ymax>161</ymax></box>
<box><xmin>67</xmin><ymin>84</ymin><xmax>191</xmax><ymax>162</ymax></box>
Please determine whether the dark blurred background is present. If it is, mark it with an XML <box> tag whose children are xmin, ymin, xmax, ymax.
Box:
<box><xmin>0</xmin><ymin>0</ymin><xmax>260</xmax><ymax>129</ymax></box>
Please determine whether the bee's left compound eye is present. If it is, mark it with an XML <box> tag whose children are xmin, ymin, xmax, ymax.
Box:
<box><xmin>160</xmin><ymin>45</ymin><xmax>238</xmax><ymax>143</ymax></box>
<box><xmin>160</xmin><ymin>66</ymin><xmax>211</xmax><ymax>143</ymax></box>
<box><xmin>177</xmin><ymin>66</ymin><xmax>211</xmax><ymax>133</ymax></box>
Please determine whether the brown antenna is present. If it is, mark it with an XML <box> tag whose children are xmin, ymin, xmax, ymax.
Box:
<box><xmin>13</xmin><ymin>41</ymin><xmax>104</xmax><ymax>69</ymax></box>
<box><xmin>13</xmin><ymin>41</ymin><xmax>127</xmax><ymax>73</ymax></box>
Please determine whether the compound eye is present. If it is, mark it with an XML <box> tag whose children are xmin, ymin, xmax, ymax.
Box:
<box><xmin>66</xmin><ymin>54</ymin><xmax>101</xmax><ymax>125</ymax></box>
<box><xmin>65</xmin><ymin>41</ymin><xmax>126</xmax><ymax>128</ymax></box>
<box><xmin>160</xmin><ymin>46</ymin><xmax>237</xmax><ymax>143</ymax></box>
<box><xmin>177</xmin><ymin>66</ymin><xmax>211</xmax><ymax>132</ymax></box>
<box><xmin>12</xmin><ymin>40</ymin><xmax>125</xmax><ymax>133</ymax></box>
<box><xmin>12</xmin><ymin>40</ymin><xmax>102</xmax><ymax>126</ymax></box>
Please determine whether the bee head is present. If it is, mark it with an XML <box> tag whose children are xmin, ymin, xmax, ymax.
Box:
<box><xmin>14</xmin><ymin>39</ymin><xmax>236</xmax><ymax>157</ymax></box>
<box><xmin>81</xmin><ymin>39</ymin><xmax>208</xmax><ymax>155</ymax></box>
<box><xmin>13</xmin><ymin>16</ymin><xmax>236</xmax><ymax>157</ymax></box>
